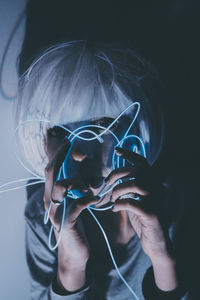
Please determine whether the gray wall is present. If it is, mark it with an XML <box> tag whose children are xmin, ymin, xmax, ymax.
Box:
<box><xmin>0</xmin><ymin>0</ymin><xmax>29</xmax><ymax>298</ymax></box>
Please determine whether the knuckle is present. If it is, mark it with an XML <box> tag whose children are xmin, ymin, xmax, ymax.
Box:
<box><xmin>150</xmin><ymin>214</ymin><xmax>158</xmax><ymax>222</ymax></box>
<box><xmin>53</xmin><ymin>184</ymin><xmax>65</xmax><ymax>195</ymax></box>
<box><xmin>110</xmin><ymin>175</ymin><xmax>117</xmax><ymax>184</ymax></box>
<box><xmin>113</xmin><ymin>181</ymin><xmax>130</xmax><ymax>196</ymax></box>
<box><xmin>76</xmin><ymin>203</ymin><xmax>83</xmax><ymax>211</ymax></box>
<box><xmin>74</xmin><ymin>200</ymin><xmax>84</xmax><ymax>210</ymax></box>
<box><xmin>71</xmin><ymin>202</ymin><xmax>86</xmax><ymax>215</ymax></box>
<box><xmin>75</xmin><ymin>197</ymin><xmax>92</xmax><ymax>210</ymax></box>
<box><xmin>112</xmin><ymin>185</ymin><xmax>119</xmax><ymax>197</ymax></box>
<box><xmin>112</xmin><ymin>190</ymin><xmax>121</xmax><ymax>201</ymax></box>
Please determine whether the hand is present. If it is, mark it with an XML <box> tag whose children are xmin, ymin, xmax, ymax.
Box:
<box><xmin>43</xmin><ymin>139</ymin><xmax>99</xmax><ymax>267</ymax></box>
<box><xmin>107</xmin><ymin>147</ymin><xmax>169</xmax><ymax>260</ymax></box>
<box><xmin>108</xmin><ymin>147</ymin><xmax>179</xmax><ymax>291</ymax></box>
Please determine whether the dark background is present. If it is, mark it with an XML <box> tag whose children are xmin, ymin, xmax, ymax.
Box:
<box><xmin>19</xmin><ymin>0</ymin><xmax>200</xmax><ymax>298</ymax></box>
<box><xmin>19</xmin><ymin>0</ymin><xmax>200</xmax><ymax>164</ymax></box>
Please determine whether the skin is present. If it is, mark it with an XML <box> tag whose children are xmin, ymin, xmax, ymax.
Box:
<box><xmin>110</xmin><ymin>148</ymin><xmax>178</xmax><ymax>291</ymax></box>
<box><xmin>43</xmin><ymin>119</ymin><xmax>178</xmax><ymax>293</ymax></box>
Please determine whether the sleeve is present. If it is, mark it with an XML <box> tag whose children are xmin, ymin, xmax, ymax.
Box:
<box><xmin>142</xmin><ymin>266</ymin><xmax>190</xmax><ymax>300</ymax></box>
<box><xmin>25</xmin><ymin>184</ymin><xmax>95</xmax><ymax>300</ymax></box>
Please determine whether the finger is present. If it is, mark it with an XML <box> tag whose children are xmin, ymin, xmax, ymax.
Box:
<box><xmin>52</xmin><ymin>178</ymin><xmax>89</xmax><ymax>202</ymax></box>
<box><xmin>44</xmin><ymin>178</ymin><xmax>73</xmax><ymax>210</ymax></box>
<box><xmin>45</xmin><ymin>139</ymin><xmax>71</xmax><ymax>179</ymax></box>
<box><xmin>115</xmin><ymin>147</ymin><xmax>149</xmax><ymax>167</ymax></box>
<box><xmin>44</xmin><ymin>139</ymin><xmax>71</xmax><ymax>203</ymax></box>
<box><xmin>105</xmin><ymin>166</ymin><xmax>133</xmax><ymax>185</ymax></box>
<box><xmin>51</xmin><ymin>184</ymin><xmax>66</xmax><ymax>203</ymax></box>
<box><xmin>67</xmin><ymin>195</ymin><xmax>100</xmax><ymax>226</ymax></box>
<box><xmin>56</xmin><ymin>178</ymin><xmax>89</xmax><ymax>191</ymax></box>
<box><xmin>112</xmin><ymin>180</ymin><xmax>148</xmax><ymax>202</ymax></box>
<box><xmin>43</xmin><ymin>194</ymin><xmax>57</xmax><ymax>222</ymax></box>
<box><xmin>44</xmin><ymin>172</ymin><xmax>72</xmax><ymax>208</ymax></box>
<box><xmin>112</xmin><ymin>198</ymin><xmax>149</xmax><ymax>219</ymax></box>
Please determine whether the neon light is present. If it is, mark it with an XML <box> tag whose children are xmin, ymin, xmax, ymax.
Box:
<box><xmin>0</xmin><ymin>177</ymin><xmax>45</xmax><ymax>193</ymax></box>
<box><xmin>48</xmin><ymin>198</ymin><xmax>66</xmax><ymax>251</ymax></box>
<box><xmin>1</xmin><ymin>101</ymin><xmax>146</xmax><ymax>300</ymax></box>
<box><xmin>87</xmin><ymin>208</ymin><xmax>139</xmax><ymax>300</ymax></box>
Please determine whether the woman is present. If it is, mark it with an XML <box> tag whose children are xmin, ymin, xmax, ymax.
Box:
<box><xmin>15</xmin><ymin>40</ymin><xmax>189</xmax><ymax>299</ymax></box>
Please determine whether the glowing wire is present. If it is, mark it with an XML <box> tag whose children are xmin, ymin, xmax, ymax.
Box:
<box><xmin>13</xmin><ymin>119</ymin><xmax>51</xmax><ymax>177</ymax></box>
<box><xmin>42</xmin><ymin>101</ymin><xmax>145</xmax><ymax>220</ymax></box>
<box><xmin>70</xmin><ymin>129</ymin><xmax>104</xmax><ymax>143</ymax></box>
<box><xmin>67</xmin><ymin>102</ymin><xmax>140</xmax><ymax>142</ymax></box>
<box><xmin>62</xmin><ymin>125</ymin><xmax>120</xmax><ymax>203</ymax></box>
<box><xmin>60</xmin><ymin>103</ymin><xmax>142</xmax><ymax>209</ymax></box>
<box><xmin>45</xmin><ymin>169</ymin><xmax>67</xmax><ymax>250</ymax></box>
<box><xmin>26</xmin><ymin>41</ymin><xmax>85</xmax><ymax>80</ymax></box>
<box><xmin>5</xmin><ymin>101</ymin><xmax>145</xmax><ymax>299</ymax></box>
<box><xmin>48</xmin><ymin>197</ymin><xmax>66</xmax><ymax>251</ymax></box>
<box><xmin>98</xmin><ymin>181</ymin><xmax>119</xmax><ymax>198</ymax></box>
<box><xmin>0</xmin><ymin>12</ymin><xmax>147</xmax><ymax>296</ymax></box>
<box><xmin>87</xmin><ymin>208</ymin><xmax>139</xmax><ymax>300</ymax></box>
<box><xmin>0</xmin><ymin>177</ymin><xmax>45</xmax><ymax>193</ymax></box>
<box><xmin>0</xmin><ymin>177</ymin><xmax>45</xmax><ymax>189</ymax></box>
<box><xmin>0</xmin><ymin>180</ymin><xmax>46</xmax><ymax>194</ymax></box>
<box><xmin>43</xmin><ymin>200</ymin><xmax>52</xmax><ymax>225</ymax></box>
<box><xmin>13</xmin><ymin>102</ymin><xmax>140</xmax><ymax>177</ymax></box>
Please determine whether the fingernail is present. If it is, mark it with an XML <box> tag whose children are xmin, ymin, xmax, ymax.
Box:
<box><xmin>115</xmin><ymin>147</ymin><xmax>123</xmax><ymax>153</ymax></box>
<box><xmin>104</xmin><ymin>176</ymin><xmax>109</xmax><ymax>183</ymax></box>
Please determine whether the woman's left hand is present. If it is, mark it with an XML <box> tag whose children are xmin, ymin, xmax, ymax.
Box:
<box><xmin>108</xmin><ymin>147</ymin><xmax>179</xmax><ymax>291</ymax></box>
<box><xmin>107</xmin><ymin>147</ymin><xmax>169</xmax><ymax>261</ymax></box>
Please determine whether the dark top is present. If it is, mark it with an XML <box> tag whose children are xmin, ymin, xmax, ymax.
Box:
<box><xmin>24</xmin><ymin>182</ymin><xmax>189</xmax><ymax>299</ymax></box>
<box><xmin>19</xmin><ymin>1</ymin><xmax>198</xmax><ymax>298</ymax></box>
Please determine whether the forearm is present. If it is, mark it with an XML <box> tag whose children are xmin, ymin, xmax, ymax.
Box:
<box><xmin>150</xmin><ymin>253</ymin><xmax>178</xmax><ymax>291</ymax></box>
<box><xmin>55</xmin><ymin>230</ymin><xmax>87</xmax><ymax>293</ymax></box>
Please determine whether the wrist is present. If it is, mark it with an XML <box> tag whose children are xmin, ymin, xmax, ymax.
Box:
<box><xmin>57</xmin><ymin>266</ymin><xmax>87</xmax><ymax>293</ymax></box>
<box><xmin>150</xmin><ymin>254</ymin><xmax>178</xmax><ymax>291</ymax></box>
<box><xmin>57</xmin><ymin>236</ymin><xmax>89</xmax><ymax>270</ymax></box>
<box><xmin>58</xmin><ymin>249</ymin><xmax>88</xmax><ymax>273</ymax></box>
<box><xmin>150</xmin><ymin>250</ymin><xmax>175</xmax><ymax>266</ymax></box>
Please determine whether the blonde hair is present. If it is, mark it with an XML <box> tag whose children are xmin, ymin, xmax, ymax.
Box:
<box><xmin>15</xmin><ymin>40</ymin><xmax>164</xmax><ymax>177</ymax></box>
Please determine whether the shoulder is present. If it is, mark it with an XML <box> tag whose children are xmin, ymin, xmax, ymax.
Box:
<box><xmin>24</xmin><ymin>181</ymin><xmax>51</xmax><ymax>236</ymax></box>
<box><xmin>25</xmin><ymin>180</ymin><xmax>45</xmax><ymax>220</ymax></box>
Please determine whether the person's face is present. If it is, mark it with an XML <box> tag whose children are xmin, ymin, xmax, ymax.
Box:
<box><xmin>45</xmin><ymin>116</ymin><xmax>131</xmax><ymax>207</ymax></box>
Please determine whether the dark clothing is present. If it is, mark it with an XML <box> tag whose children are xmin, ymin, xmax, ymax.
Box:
<box><xmin>25</xmin><ymin>182</ymin><xmax>188</xmax><ymax>299</ymax></box>
<box><xmin>20</xmin><ymin>1</ymin><xmax>198</xmax><ymax>298</ymax></box>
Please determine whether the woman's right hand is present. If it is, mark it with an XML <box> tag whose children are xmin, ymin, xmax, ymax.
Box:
<box><xmin>43</xmin><ymin>139</ymin><xmax>99</xmax><ymax>291</ymax></box>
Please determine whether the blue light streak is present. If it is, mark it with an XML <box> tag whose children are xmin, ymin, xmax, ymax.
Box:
<box><xmin>1</xmin><ymin>101</ymin><xmax>145</xmax><ymax>300</ymax></box>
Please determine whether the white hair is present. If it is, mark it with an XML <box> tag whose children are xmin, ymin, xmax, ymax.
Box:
<box><xmin>15</xmin><ymin>40</ymin><xmax>164</xmax><ymax>177</ymax></box>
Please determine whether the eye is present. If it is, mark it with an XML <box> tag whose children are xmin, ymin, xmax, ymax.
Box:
<box><xmin>47</xmin><ymin>126</ymin><xmax>68</xmax><ymax>138</ymax></box>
